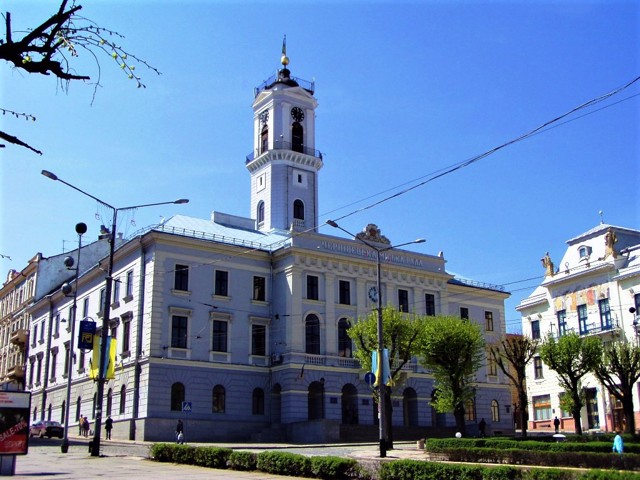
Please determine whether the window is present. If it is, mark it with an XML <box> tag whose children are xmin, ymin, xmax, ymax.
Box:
<box><xmin>32</xmin><ymin>324</ymin><xmax>38</xmax><ymax>347</ymax></box>
<box><xmin>491</xmin><ymin>399</ymin><xmax>500</xmax><ymax>422</ymax></box>
<box><xmin>425</xmin><ymin>293</ymin><xmax>436</xmax><ymax>316</ymax></box>
<box><xmin>292</xmin><ymin>122</ymin><xmax>303</xmax><ymax>152</ymax></box>
<box><xmin>99</xmin><ymin>289</ymin><xmax>106</xmax><ymax>315</ymax></box>
<box><xmin>487</xmin><ymin>352</ymin><xmax>497</xmax><ymax>376</ymax></box>
<box><xmin>212</xmin><ymin>320</ymin><xmax>228</xmax><ymax>352</ymax></box>
<box><xmin>460</xmin><ymin>307</ymin><xmax>469</xmax><ymax>320</ymax></box>
<box><xmin>305</xmin><ymin>314</ymin><xmax>320</xmax><ymax>354</ymax></box>
<box><xmin>338</xmin><ymin>318</ymin><xmax>352</xmax><ymax>358</ymax></box>
<box><xmin>63</xmin><ymin>342</ymin><xmax>70</xmax><ymax>374</ymax></box>
<box><xmin>120</xmin><ymin>385</ymin><xmax>126</xmax><ymax>414</ymax></box>
<box><xmin>253</xmin><ymin>276</ymin><xmax>266</xmax><ymax>301</ymax></box>
<box><xmin>112</xmin><ymin>278</ymin><xmax>120</xmax><ymax>304</ymax></box>
<box><xmin>293</xmin><ymin>199</ymin><xmax>305</xmax><ymax>220</ymax></box>
<box><xmin>531</xmin><ymin>320</ymin><xmax>540</xmax><ymax>340</ymax></box>
<box><xmin>534</xmin><ymin>356</ymin><xmax>543</xmax><ymax>379</ymax></box>
<box><xmin>50</xmin><ymin>348</ymin><xmax>57</xmax><ymax>380</ymax></box>
<box><xmin>171</xmin><ymin>383</ymin><xmax>185</xmax><ymax>411</ymax></box>
<box><xmin>465</xmin><ymin>398</ymin><xmax>475</xmax><ymax>421</ymax></box>
<box><xmin>78</xmin><ymin>350</ymin><xmax>85</xmax><ymax>372</ymax></box>
<box><xmin>28</xmin><ymin>358</ymin><xmax>35</xmax><ymax>386</ymax></box>
<box><xmin>557</xmin><ymin>310</ymin><xmax>567</xmax><ymax>336</ymax></box>
<box><xmin>599</xmin><ymin>299</ymin><xmax>612</xmax><ymax>329</ymax></box>
<box><xmin>533</xmin><ymin>394</ymin><xmax>552</xmax><ymax>421</ymax></box>
<box><xmin>307</xmin><ymin>275</ymin><xmax>319</xmax><ymax>301</ymax></box>
<box><xmin>252</xmin><ymin>388</ymin><xmax>265</xmax><ymax>415</ymax></box>
<box><xmin>82</xmin><ymin>298</ymin><xmax>89</xmax><ymax>319</ymax></box>
<box><xmin>39</xmin><ymin>320</ymin><xmax>45</xmax><ymax>343</ymax></box>
<box><xmin>122</xmin><ymin>319</ymin><xmax>131</xmax><ymax>354</ymax></box>
<box><xmin>578</xmin><ymin>304</ymin><xmax>588</xmax><ymax>334</ymax></box>
<box><xmin>75</xmin><ymin>396</ymin><xmax>81</xmax><ymax>421</ymax></box>
<box><xmin>171</xmin><ymin>315</ymin><xmax>188</xmax><ymax>349</ymax></box>
<box><xmin>485</xmin><ymin>311</ymin><xmax>494</xmax><ymax>331</ymax></box>
<box><xmin>398</xmin><ymin>289</ymin><xmax>409</xmax><ymax>313</ymax></box>
<box><xmin>559</xmin><ymin>392</ymin><xmax>571</xmax><ymax>418</ymax></box>
<box><xmin>214</xmin><ymin>271</ymin><xmax>229</xmax><ymax>297</ymax></box>
<box><xmin>92</xmin><ymin>393</ymin><xmax>97</xmax><ymax>418</ymax></box>
<box><xmin>579</xmin><ymin>246</ymin><xmax>592</xmax><ymax>258</ymax></box>
<box><xmin>36</xmin><ymin>354</ymin><xmax>43</xmax><ymax>384</ymax></box>
<box><xmin>260</xmin><ymin>125</ymin><xmax>268</xmax><ymax>154</ymax></box>
<box><xmin>252</xmin><ymin>324</ymin><xmax>266</xmax><ymax>356</ymax></box>
<box><xmin>338</xmin><ymin>281</ymin><xmax>351</xmax><ymax>305</ymax></box>
<box><xmin>257</xmin><ymin>201</ymin><xmax>265</xmax><ymax>225</ymax></box>
<box><xmin>106</xmin><ymin>388</ymin><xmax>113</xmax><ymax>417</ymax></box>
<box><xmin>53</xmin><ymin>313</ymin><xmax>60</xmax><ymax>337</ymax></box>
<box><xmin>174</xmin><ymin>264</ymin><xmax>189</xmax><ymax>291</ymax></box>
<box><xmin>126</xmin><ymin>270</ymin><xmax>134</xmax><ymax>298</ymax></box>
<box><xmin>212</xmin><ymin>385</ymin><xmax>225</xmax><ymax>413</ymax></box>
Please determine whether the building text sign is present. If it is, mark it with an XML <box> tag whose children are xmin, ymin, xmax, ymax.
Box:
<box><xmin>0</xmin><ymin>391</ymin><xmax>31</xmax><ymax>455</ymax></box>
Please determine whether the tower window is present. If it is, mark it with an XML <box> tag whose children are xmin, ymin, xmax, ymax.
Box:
<box><xmin>292</xmin><ymin>122</ymin><xmax>303</xmax><ymax>153</ymax></box>
<box><xmin>293</xmin><ymin>199</ymin><xmax>305</xmax><ymax>220</ymax></box>
<box><xmin>257</xmin><ymin>201</ymin><xmax>265</xmax><ymax>225</ymax></box>
<box><xmin>260</xmin><ymin>125</ymin><xmax>268</xmax><ymax>154</ymax></box>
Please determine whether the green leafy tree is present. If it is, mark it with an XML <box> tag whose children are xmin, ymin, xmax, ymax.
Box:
<box><xmin>593</xmin><ymin>334</ymin><xmax>640</xmax><ymax>434</ymax></box>
<box><xmin>1</xmin><ymin>1</ymin><xmax>159</xmax><ymax>153</ymax></box>
<box><xmin>417</xmin><ymin>315</ymin><xmax>485</xmax><ymax>436</ymax></box>
<box><xmin>348</xmin><ymin>306</ymin><xmax>424</xmax><ymax>449</ymax></box>
<box><xmin>538</xmin><ymin>333</ymin><xmax>601</xmax><ymax>435</ymax></box>
<box><xmin>490</xmin><ymin>335</ymin><xmax>538</xmax><ymax>438</ymax></box>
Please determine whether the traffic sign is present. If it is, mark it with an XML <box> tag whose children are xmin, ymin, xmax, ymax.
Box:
<box><xmin>181</xmin><ymin>401</ymin><xmax>192</xmax><ymax>413</ymax></box>
<box><xmin>364</xmin><ymin>372</ymin><xmax>376</xmax><ymax>387</ymax></box>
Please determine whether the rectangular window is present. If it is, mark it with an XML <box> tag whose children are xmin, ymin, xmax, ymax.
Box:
<box><xmin>488</xmin><ymin>353</ymin><xmax>497</xmax><ymax>376</ymax></box>
<box><xmin>212</xmin><ymin>320</ymin><xmax>228</xmax><ymax>352</ymax></box>
<box><xmin>599</xmin><ymin>299</ymin><xmax>612</xmax><ymax>330</ymax></box>
<box><xmin>460</xmin><ymin>307</ymin><xmax>469</xmax><ymax>320</ymax></box>
<box><xmin>32</xmin><ymin>324</ymin><xmax>38</xmax><ymax>347</ymax></box>
<box><xmin>338</xmin><ymin>280</ymin><xmax>351</xmax><ymax>305</ymax></box>
<box><xmin>578</xmin><ymin>304</ymin><xmax>588</xmax><ymax>334</ymax></box>
<box><xmin>113</xmin><ymin>278</ymin><xmax>120</xmax><ymax>304</ymax></box>
<box><xmin>82</xmin><ymin>298</ymin><xmax>89</xmax><ymax>319</ymax></box>
<box><xmin>531</xmin><ymin>320</ymin><xmax>540</xmax><ymax>340</ymax></box>
<box><xmin>122</xmin><ymin>320</ymin><xmax>131</xmax><ymax>353</ymax></box>
<box><xmin>174</xmin><ymin>264</ymin><xmax>189</xmax><ymax>291</ymax></box>
<box><xmin>252</xmin><ymin>324</ymin><xmax>266</xmax><ymax>356</ymax></box>
<box><xmin>253</xmin><ymin>276</ymin><xmax>266</xmax><ymax>301</ymax></box>
<box><xmin>99</xmin><ymin>288</ymin><xmax>106</xmax><ymax>315</ymax></box>
<box><xmin>398</xmin><ymin>289</ymin><xmax>409</xmax><ymax>313</ymax></box>
<box><xmin>171</xmin><ymin>315</ymin><xmax>188</xmax><ymax>349</ymax></box>
<box><xmin>425</xmin><ymin>293</ymin><xmax>436</xmax><ymax>316</ymax></box>
<box><xmin>126</xmin><ymin>270</ymin><xmax>134</xmax><ymax>297</ymax></box>
<box><xmin>557</xmin><ymin>310</ymin><xmax>567</xmax><ymax>336</ymax></box>
<box><xmin>39</xmin><ymin>320</ymin><xmax>45</xmax><ymax>343</ymax></box>
<box><xmin>533</xmin><ymin>394</ymin><xmax>552</xmax><ymax>421</ymax></box>
<box><xmin>307</xmin><ymin>275</ymin><xmax>319</xmax><ymax>301</ymax></box>
<box><xmin>36</xmin><ymin>356</ymin><xmax>42</xmax><ymax>384</ymax></box>
<box><xmin>534</xmin><ymin>356</ymin><xmax>543</xmax><ymax>379</ymax></box>
<box><xmin>50</xmin><ymin>349</ymin><xmax>57</xmax><ymax>380</ymax></box>
<box><xmin>54</xmin><ymin>313</ymin><xmax>60</xmax><ymax>336</ymax></box>
<box><xmin>214</xmin><ymin>271</ymin><xmax>229</xmax><ymax>297</ymax></box>
<box><xmin>78</xmin><ymin>350</ymin><xmax>85</xmax><ymax>371</ymax></box>
<box><xmin>64</xmin><ymin>342</ymin><xmax>70</xmax><ymax>374</ymax></box>
<box><xmin>485</xmin><ymin>311</ymin><xmax>494</xmax><ymax>331</ymax></box>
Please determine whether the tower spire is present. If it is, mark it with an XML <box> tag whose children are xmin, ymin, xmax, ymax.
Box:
<box><xmin>281</xmin><ymin>34</ymin><xmax>289</xmax><ymax>67</ymax></box>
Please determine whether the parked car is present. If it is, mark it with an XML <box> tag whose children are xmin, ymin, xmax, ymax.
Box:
<box><xmin>29</xmin><ymin>420</ymin><xmax>64</xmax><ymax>439</ymax></box>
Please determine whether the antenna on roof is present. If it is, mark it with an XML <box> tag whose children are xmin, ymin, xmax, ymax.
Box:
<box><xmin>599</xmin><ymin>210</ymin><xmax>604</xmax><ymax>224</ymax></box>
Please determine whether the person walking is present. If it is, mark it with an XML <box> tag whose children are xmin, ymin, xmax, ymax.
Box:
<box><xmin>176</xmin><ymin>420</ymin><xmax>184</xmax><ymax>444</ymax></box>
<box><xmin>78</xmin><ymin>415</ymin><xmax>84</xmax><ymax>436</ymax></box>
<box><xmin>83</xmin><ymin>417</ymin><xmax>90</xmax><ymax>437</ymax></box>
<box><xmin>613</xmin><ymin>431</ymin><xmax>624</xmax><ymax>456</ymax></box>
<box><xmin>553</xmin><ymin>416</ymin><xmax>560</xmax><ymax>433</ymax></box>
<box><xmin>105</xmin><ymin>416</ymin><xmax>113</xmax><ymax>440</ymax></box>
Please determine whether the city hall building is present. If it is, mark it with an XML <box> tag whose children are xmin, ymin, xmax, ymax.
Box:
<box><xmin>25</xmin><ymin>52</ymin><xmax>512</xmax><ymax>443</ymax></box>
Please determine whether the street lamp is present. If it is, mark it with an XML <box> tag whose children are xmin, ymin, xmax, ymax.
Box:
<box><xmin>326</xmin><ymin>220</ymin><xmax>425</xmax><ymax>458</ymax></box>
<box><xmin>60</xmin><ymin>222</ymin><xmax>87</xmax><ymax>453</ymax></box>
<box><xmin>42</xmin><ymin>169</ymin><xmax>188</xmax><ymax>457</ymax></box>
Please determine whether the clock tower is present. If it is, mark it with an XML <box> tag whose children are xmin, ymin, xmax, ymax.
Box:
<box><xmin>246</xmin><ymin>42</ymin><xmax>323</xmax><ymax>232</ymax></box>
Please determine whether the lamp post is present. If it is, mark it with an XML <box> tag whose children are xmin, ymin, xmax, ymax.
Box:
<box><xmin>326</xmin><ymin>220</ymin><xmax>424</xmax><ymax>458</ymax></box>
<box><xmin>42</xmin><ymin>170</ymin><xmax>188</xmax><ymax>457</ymax></box>
<box><xmin>60</xmin><ymin>222</ymin><xmax>87</xmax><ymax>453</ymax></box>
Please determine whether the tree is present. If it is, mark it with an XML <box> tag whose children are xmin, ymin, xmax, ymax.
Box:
<box><xmin>593</xmin><ymin>334</ymin><xmax>640</xmax><ymax>434</ymax></box>
<box><xmin>348</xmin><ymin>306</ymin><xmax>424</xmax><ymax>449</ymax></box>
<box><xmin>416</xmin><ymin>315</ymin><xmax>485</xmax><ymax>436</ymax></box>
<box><xmin>538</xmin><ymin>333</ymin><xmax>602</xmax><ymax>435</ymax></box>
<box><xmin>1</xmin><ymin>1</ymin><xmax>159</xmax><ymax>154</ymax></box>
<box><xmin>490</xmin><ymin>335</ymin><xmax>538</xmax><ymax>438</ymax></box>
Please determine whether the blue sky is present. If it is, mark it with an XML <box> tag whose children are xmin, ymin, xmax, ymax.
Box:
<box><xmin>1</xmin><ymin>1</ymin><xmax>638</xmax><ymax>333</ymax></box>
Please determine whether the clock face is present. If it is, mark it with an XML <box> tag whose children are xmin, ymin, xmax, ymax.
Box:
<box><xmin>259</xmin><ymin>110</ymin><xmax>269</xmax><ymax>125</ymax></box>
<box><xmin>368</xmin><ymin>286</ymin><xmax>378</xmax><ymax>303</ymax></box>
<box><xmin>291</xmin><ymin>107</ymin><xmax>305</xmax><ymax>122</ymax></box>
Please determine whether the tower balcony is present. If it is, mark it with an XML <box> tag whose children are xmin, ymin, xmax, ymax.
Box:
<box><xmin>10</xmin><ymin>329</ymin><xmax>29</xmax><ymax>346</ymax></box>
<box><xmin>246</xmin><ymin>141</ymin><xmax>323</xmax><ymax>164</ymax></box>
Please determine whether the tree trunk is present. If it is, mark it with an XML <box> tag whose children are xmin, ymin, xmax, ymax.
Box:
<box><xmin>572</xmin><ymin>408</ymin><xmax>583</xmax><ymax>435</ymax></box>
<box><xmin>454</xmin><ymin>403</ymin><xmax>466</xmax><ymax>436</ymax></box>
<box><xmin>622</xmin><ymin>394</ymin><xmax>635</xmax><ymax>434</ymax></box>
<box><xmin>518</xmin><ymin>391</ymin><xmax>528</xmax><ymax>438</ymax></box>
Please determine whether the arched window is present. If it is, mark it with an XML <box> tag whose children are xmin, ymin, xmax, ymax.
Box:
<box><xmin>292</xmin><ymin>122</ymin><xmax>303</xmax><ymax>152</ymax></box>
<box><xmin>75</xmin><ymin>396</ymin><xmax>81</xmax><ymax>421</ymax></box>
<box><xmin>305</xmin><ymin>314</ymin><xmax>320</xmax><ymax>355</ymax></box>
<box><xmin>341</xmin><ymin>384</ymin><xmax>359</xmax><ymax>425</ymax></box>
<box><xmin>293</xmin><ymin>199</ymin><xmax>305</xmax><ymax>220</ymax></box>
<box><xmin>47</xmin><ymin>403</ymin><xmax>52</xmax><ymax>421</ymax></box>
<box><xmin>252</xmin><ymin>388</ymin><xmax>264</xmax><ymax>415</ymax></box>
<box><xmin>212</xmin><ymin>385</ymin><xmax>225</xmax><ymax>413</ymax></box>
<box><xmin>120</xmin><ymin>386</ymin><xmax>126</xmax><ymax>415</ymax></box>
<box><xmin>465</xmin><ymin>398</ymin><xmax>476</xmax><ymax>421</ymax></box>
<box><xmin>308</xmin><ymin>381</ymin><xmax>324</xmax><ymax>420</ymax></box>
<box><xmin>491</xmin><ymin>399</ymin><xmax>500</xmax><ymax>422</ymax></box>
<box><xmin>338</xmin><ymin>318</ymin><xmax>352</xmax><ymax>358</ymax></box>
<box><xmin>260</xmin><ymin>125</ymin><xmax>269</xmax><ymax>154</ymax></box>
<box><xmin>171</xmin><ymin>382</ymin><xmax>185</xmax><ymax>411</ymax></box>
<box><xmin>106</xmin><ymin>388</ymin><xmax>113</xmax><ymax>417</ymax></box>
<box><xmin>33</xmin><ymin>407</ymin><xmax>37</xmax><ymax>421</ymax></box>
<box><xmin>92</xmin><ymin>393</ymin><xmax>97</xmax><ymax>418</ymax></box>
<box><xmin>257</xmin><ymin>201</ymin><xmax>265</xmax><ymax>225</ymax></box>
<box><xmin>61</xmin><ymin>400</ymin><xmax>66</xmax><ymax>423</ymax></box>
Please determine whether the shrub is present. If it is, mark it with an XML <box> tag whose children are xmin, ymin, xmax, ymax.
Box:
<box><xmin>227</xmin><ymin>450</ymin><xmax>257</xmax><ymax>471</ymax></box>
<box><xmin>525</xmin><ymin>469</ymin><xmax>575</xmax><ymax>480</ymax></box>
<box><xmin>256</xmin><ymin>451</ymin><xmax>312</xmax><ymax>477</ymax></box>
<box><xmin>171</xmin><ymin>444</ymin><xmax>196</xmax><ymax>464</ymax></box>
<box><xmin>310</xmin><ymin>455</ymin><xmax>359</xmax><ymax>479</ymax></box>
<box><xmin>483</xmin><ymin>466</ymin><xmax>523</xmax><ymax>480</ymax></box>
<box><xmin>149</xmin><ymin>443</ymin><xmax>174</xmax><ymax>462</ymax></box>
<box><xmin>193</xmin><ymin>446</ymin><xmax>232</xmax><ymax>469</ymax></box>
<box><xmin>580</xmin><ymin>470</ymin><xmax>640</xmax><ymax>479</ymax></box>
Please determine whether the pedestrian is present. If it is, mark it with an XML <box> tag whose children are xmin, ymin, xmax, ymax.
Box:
<box><xmin>553</xmin><ymin>416</ymin><xmax>560</xmax><ymax>433</ymax></box>
<box><xmin>478</xmin><ymin>418</ymin><xmax>486</xmax><ymax>438</ymax></box>
<box><xmin>78</xmin><ymin>415</ymin><xmax>84</xmax><ymax>436</ymax></box>
<box><xmin>83</xmin><ymin>416</ymin><xmax>90</xmax><ymax>437</ymax></box>
<box><xmin>176</xmin><ymin>420</ymin><xmax>184</xmax><ymax>444</ymax></box>
<box><xmin>105</xmin><ymin>416</ymin><xmax>113</xmax><ymax>440</ymax></box>
<box><xmin>613</xmin><ymin>431</ymin><xmax>624</xmax><ymax>456</ymax></box>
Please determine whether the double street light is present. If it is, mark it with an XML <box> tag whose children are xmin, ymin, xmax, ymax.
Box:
<box><xmin>41</xmin><ymin>170</ymin><xmax>188</xmax><ymax>457</ymax></box>
<box><xmin>326</xmin><ymin>220</ymin><xmax>424</xmax><ymax>458</ymax></box>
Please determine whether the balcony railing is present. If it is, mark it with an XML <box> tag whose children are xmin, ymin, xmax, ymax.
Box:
<box><xmin>6</xmin><ymin>364</ymin><xmax>24</xmax><ymax>379</ymax></box>
<box><xmin>552</xmin><ymin>320</ymin><xmax>620</xmax><ymax>339</ymax></box>
<box><xmin>246</xmin><ymin>141</ymin><xmax>323</xmax><ymax>163</ymax></box>
<box><xmin>10</xmin><ymin>329</ymin><xmax>28</xmax><ymax>346</ymax></box>
<box><xmin>254</xmin><ymin>73</ymin><xmax>315</xmax><ymax>97</ymax></box>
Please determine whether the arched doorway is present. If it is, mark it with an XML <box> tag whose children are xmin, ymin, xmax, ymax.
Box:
<box><xmin>271</xmin><ymin>383</ymin><xmax>282</xmax><ymax>424</ymax></box>
<box><xmin>308</xmin><ymin>381</ymin><xmax>324</xmax><ymax>420</ymax></box>
<box><xmin>341</xmin><ymin>384</ymin><xmax>359</xmax><ymax>425</ymax></box>
<box><xmin>403</xmin><ymin>387</ymin><xmax>419</xmax><ymax>426</ymax></box>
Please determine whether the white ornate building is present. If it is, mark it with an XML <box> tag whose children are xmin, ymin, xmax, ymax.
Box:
<box><xmin>518</xmin><ymin>224</ymin><xmax>640</xmax><ymax>433</ymax></box>
<box><xmin>25</xmin><ymin>51</ymin><xmax>513</xmax><ymax>443</ymax></box>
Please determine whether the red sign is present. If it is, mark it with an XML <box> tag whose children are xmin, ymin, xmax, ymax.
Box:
<box><xmin>0</xmin><ymin>391</ymin><xmax>31</xmax><ymax>455</ymax></box>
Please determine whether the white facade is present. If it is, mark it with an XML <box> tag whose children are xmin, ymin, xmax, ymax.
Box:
<box><xmin>25</xmin><ymin>53</ymin><xmax>514</xmax><ymax>444</ymax></box>
<box><xmin>518</xmin><ymin>224</ymin><xmax>640</xmax><ymax>433</ymax></box>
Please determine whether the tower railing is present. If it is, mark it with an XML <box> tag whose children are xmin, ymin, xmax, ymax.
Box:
<box><xmin>246</xmin><ymin>141</ymin><xmax>323</xmax><ymax>163</ymax></box>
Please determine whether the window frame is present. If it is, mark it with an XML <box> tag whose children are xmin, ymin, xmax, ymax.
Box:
<box><xmin>253</xmin><ymin>276</ymin><xmax>266</xmax><ymax>302</ymax></box>
<box><xmin>398</xmin><ymin>289</ymin><xmax>409</xmax><ymax>313</ymax></box>
<box><xmin>485</xmin><ymin>311</ymin><xmax>494</xmax><ymax>331</ymax></box>
<box><xmin>214</xmin><ymin>270</ymin><xmax>229</xmax><ymax>297</ymax></box>
<box><xmin>305</xmin><ymin>314</ymin><xmax>321</xmax><ymax>355</ymax></box>
<box><xmin>338</xmin><ymin>280</ymin><xmax>351</xmax><ymax>305</ymax></box>
<box><xmin>174</xmin><ymin>264</ymin><xmax>189</xmax><ymax>292</ymax></box>
<box><xmin>306</xmin><ymin>275</ymin><xmax>319</xmax><ymax>301</ymax></box>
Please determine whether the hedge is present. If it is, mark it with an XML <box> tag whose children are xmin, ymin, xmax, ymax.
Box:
<box><xmin>426</xmin><ymin>438</ymin><xmax>640</xmax><ymax>454</ymax></box>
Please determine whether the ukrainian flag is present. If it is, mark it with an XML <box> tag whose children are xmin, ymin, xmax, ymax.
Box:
<box><xmin>89</xmin><ymin>336</ymin><xmax>118</xmax><ymax>380</ymax></box>
<box><xmin>371</xmin><ymin>349</ymin><xmax>393</xmax><ymax>387</ymax></box>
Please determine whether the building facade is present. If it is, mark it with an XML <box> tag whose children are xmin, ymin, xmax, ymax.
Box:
<box><xmin>26</xmin><ymin>52</ymin><xmax>513</xmax><ymax>443</ymax></box>
<box><xmin>518</xmin><ymin>224</ymin><xmax>640</xmax><ymax>433</ymax></box>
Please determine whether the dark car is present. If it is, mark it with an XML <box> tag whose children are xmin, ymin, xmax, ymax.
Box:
<box><xmin>29</xmin><ymin>420</ymin><xmax>64</xmax><ymax>439</ymax></box>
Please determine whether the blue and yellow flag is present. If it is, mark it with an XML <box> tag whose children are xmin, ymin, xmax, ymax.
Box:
<box><xmin>371</xmin><ymin>349</ymin><xmax>393</xmax><ymax>387</ymax></box>
<box><xmin>89</xmin><ymin>336</ymin><xmax>118</xmax><ymax>380</ymax></box>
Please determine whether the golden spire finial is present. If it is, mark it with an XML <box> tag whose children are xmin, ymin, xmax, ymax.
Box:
<box><xmin>281</xmin><ymin>34</ymin><xmax>289</xmax><ymax>66</ymax></box>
